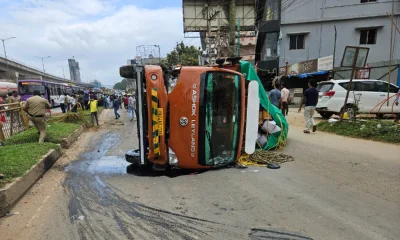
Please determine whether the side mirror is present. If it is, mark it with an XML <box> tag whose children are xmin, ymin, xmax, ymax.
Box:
<box><xmin>120</xmin><ymin>65</ymin><xmax>135</xmax><ymax>78</ymax></box>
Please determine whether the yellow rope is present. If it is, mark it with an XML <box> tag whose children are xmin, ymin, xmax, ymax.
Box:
<box><xmin>238</xmin><ymin>150</ymin><xmax>294</xmax><ymax>167</ymax></box>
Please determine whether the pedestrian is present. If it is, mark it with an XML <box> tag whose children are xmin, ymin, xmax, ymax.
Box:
<box><xmin>269</xmin><ymin>82</ymin><xmax>281</xmax><ymax>109</ymax></box>
<box><xmin>71</xmin><ymin>95</ymin><xmax>81</xmax><ymax>112</ymax></box>
<box><xmin>280</xmin><ymin>83</ymin><xmax>290</xmax><ymax>116</ymax></box>
<box><xmin>59</xmin><ymin>92</ymin><xmax>66</xmax><ymax>113</ymax></box>
<box><xmin>83</xmin><ymin>90</ymin><xmax>90</xmax><ymax>110</ymax></box>
<box><xmin>128</xmin><ymin>95</ymin><xmax>136</xmax><ymax>121</ymax></box>
<box><xmin>10</xmin><ymin>91</ymin><xmax>22</xmax><ymax>103</ymax></box>
<box><xmin>113</xmin><ymin>95</ymin><xmax>121</xmax><ymax>119</ymax></box>
<box><xmin>118</xmin><ymin>96</ymin><xmax>123</xmax><ymax>109</ymax></box>
<box><xmin>89</xmin><ymin>96</ymin><xmax>100</xmax><ymax>126</ymax></box>
<box><xmin>124</xmin><ymin>95</ymin><xmax>129</xmax><ymax>110</ymax></box>
<box><xmin>394</xmin><ymin>89</ymin><xmax>400</xmax><ymax>123</ymax></box>
<box><xmin>23</xmin><ymin>90</ymin><xmax>51</xmax><ymax>143</ymax></box>
<box><xmin>65</xmin><ymin>94</ymin><xmax>72</xmax><ymax>112</ymax></box>
<box><xmin>6</xmin><ymin>92</ymin><xmax>12</xmax><ymax>104</ymax></box>
<box><xmin>298</xmin><ymin>79</ymin><xmax>319</xmax><ymax>134</ymax></box>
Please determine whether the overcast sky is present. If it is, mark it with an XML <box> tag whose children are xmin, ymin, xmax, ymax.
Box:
<box><xmin>0</xmin><ymin>0</ymin><xmax>200</xmax><ymax>86</ymax></box>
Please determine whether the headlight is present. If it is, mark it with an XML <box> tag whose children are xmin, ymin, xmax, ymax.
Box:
<box><xmin>168</xmin><ymin>148</ymin><xmax>178</xmax><ymax>166</ymax></box>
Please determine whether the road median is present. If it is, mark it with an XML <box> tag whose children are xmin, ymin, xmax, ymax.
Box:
<box><xmin>0</xmin><ymin>110</ymin><xmax>99</xmax><ymax>216</ymax></box>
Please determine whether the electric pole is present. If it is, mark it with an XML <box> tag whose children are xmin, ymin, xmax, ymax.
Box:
<box><xmin>229</xmin><ymin>0</ymin><xmax>236</xmax><ymax>57</ymax></box>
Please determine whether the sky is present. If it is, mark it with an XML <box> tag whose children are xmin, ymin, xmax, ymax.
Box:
<box><xmin>0</xmin><ymin>0</ymin><xmax>200</xmax><ymax>86</ymax></box>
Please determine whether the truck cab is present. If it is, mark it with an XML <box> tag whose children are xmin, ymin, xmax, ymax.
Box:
<box><xmin>120</xmin><ymin>63</ymin><xmax>246</xmax><ymax>170</ymax></box>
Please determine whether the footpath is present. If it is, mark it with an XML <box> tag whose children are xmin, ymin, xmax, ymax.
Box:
<box><xmin>0</xmin><ymin>108</ymin><xmax>102</xmax><ymax>216</ymax></box>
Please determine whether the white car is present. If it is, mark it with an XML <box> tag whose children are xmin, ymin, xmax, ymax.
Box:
<box><xmin>316</xmin><ymin>79</ymin><xmax>400</xmax><ymax>119</ymax></box>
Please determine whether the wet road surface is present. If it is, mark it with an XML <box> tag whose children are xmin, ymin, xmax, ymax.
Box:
<box><xmin>0</xmin><ymin>109</ymin><xmax>399</xmax><ymax>240</ymax></box>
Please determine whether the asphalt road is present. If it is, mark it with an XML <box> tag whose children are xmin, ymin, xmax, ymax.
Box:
<box><xmin>1</xmin><ymin>109</ymin><xmax>399</xmax><ymax>240</ymax></box>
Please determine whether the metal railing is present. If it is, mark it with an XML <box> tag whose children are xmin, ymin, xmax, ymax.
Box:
<box><xmin>0</xmin><ymin>102</ymin><xmax>51</xmax><ymax>141</ymax></box>
<box><xmin>0</xmin><ymin>102</ymin><xmax>29</xmax><ymax>140</ymax></box>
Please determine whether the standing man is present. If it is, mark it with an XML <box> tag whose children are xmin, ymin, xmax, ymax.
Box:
<box><xmin>113</xmin><ymin>95</ymin><xmax>121</xmax><ymax>119</ymax></box>
<box><xmin>124</xmin><ymin>95</ymin><xmax>129</xmax><ymax>110</ymax></box>
<box><xmin>298</xmin><ymin>79</ymin><xmax>319</xmax><ymax>134</ymax></box>
<box><xmin>269</xmin><ymin>83</ymin><xmax>281</xmax><ymax>109</ymax></box>
<box><xmin>128</xmin><ymin>95</ymin><xmax>135</xmax><ymax>121</ymax></box>
<box><xmin>23</xmin><ymin>90</ymin><xmax>51</xmax><ymax>143</ymax></box>
<box><xmin>280</xmin><ymin>83</ymin><xmax>290</xmax><ymax>116</ymax></box>
<box><xmin>10</xmin><ymin>91</ymin><xmax>22</xmax><ymax>103</ymax></box>
<box><xmin>395</xmin><ymin>89</ymin><xmax>400</xmax><ymax>123</ymax></box>
<box><xmin>59</xmin><ymin>92</ymin><xmax>66</xmax><ymax>113</ymax></box>
<box><xmin>89</xmin><ymin>96</ymin><xmax>100</xmax><ymax>126</ymax></box>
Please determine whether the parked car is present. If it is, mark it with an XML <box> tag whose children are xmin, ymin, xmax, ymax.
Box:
<box><xmin>316</xmin><ymin>79</ymin><xmax>400</xmax><ymax>119</ymax></box>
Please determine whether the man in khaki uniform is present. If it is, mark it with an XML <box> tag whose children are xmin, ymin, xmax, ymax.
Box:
<box><xmin>23</xmin><ymin>90</ymin><xmax>51</xmax><ymax>143</ymax></box>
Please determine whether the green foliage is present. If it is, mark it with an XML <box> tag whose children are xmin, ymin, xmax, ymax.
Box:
<box><xmin>0</xmin><ymin>143</ymin><xmax>60</xmax><ymax>186</ymax></box>
<box><xmin>317</xmin><ymin>120</ymin><xmax>400</xmax><ymax>143</ymax></box>
<box><xmin>113</xmin><ymin>79</ymin><xmax>127</xmax><ymax>90</ymax></box>
<box><xmin>161</xmin><ymin>42</ymin><xmax>202</xmax><ymax>68</ymax></box>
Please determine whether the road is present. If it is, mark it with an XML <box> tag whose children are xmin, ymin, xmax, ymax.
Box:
<box><xmin>1</xmin><ymin>109</ymin><xmax>399</xmax><ymax>240</ymax></box>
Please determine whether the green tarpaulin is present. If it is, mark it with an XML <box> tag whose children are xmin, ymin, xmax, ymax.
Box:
<box><xmin>240</xmin><ymin>61</ymin><xmax>289</xmax><ymax>150</ymax></box>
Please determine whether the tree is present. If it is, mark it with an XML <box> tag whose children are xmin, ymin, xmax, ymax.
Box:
<box><xmin>113</xmin><ymin>79</ymin><xmax>127</xmax><ymax>90</ymax></box>
<box><xmin>161</xmin><ymin>42</ymin><xmax>202</xmax><ymax>68</ymax></box>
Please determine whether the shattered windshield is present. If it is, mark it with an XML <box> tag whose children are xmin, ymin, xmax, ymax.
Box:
<box><xmin>203</xmin><ymin>71</ymin><xmax>241</xmax><ymax>166</ymax></box>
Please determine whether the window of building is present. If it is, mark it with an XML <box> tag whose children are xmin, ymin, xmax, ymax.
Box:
<box><xmin>360</xmin><ymin>0</ymin><xmax>377</xmax><ymax>3</ymax></box>
<box><xmin>289</xmin><ymin>35</ymin><xmax>305</xmax><ymax>50</ymax></box>
<box><xmin>359</xmin><ymin>28</ymin><xmax>377</xmax><ymax>45</ymax></box>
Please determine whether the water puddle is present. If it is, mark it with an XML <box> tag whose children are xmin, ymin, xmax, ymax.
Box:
<box><xmin>65</xmin><ymin>156</ymin><xmax>130</xmax><ymax>175</ymax></box>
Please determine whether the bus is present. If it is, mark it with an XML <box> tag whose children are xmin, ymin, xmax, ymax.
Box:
<box><xmin>18</xmin><ymin>80</ymin><xmax>66</xmax><ymax>107</ymax></box>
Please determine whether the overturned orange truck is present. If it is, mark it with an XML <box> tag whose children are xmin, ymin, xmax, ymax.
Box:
<box><xmin>120</xmin><ymin>58</ymin><xmax>277</xmax><ymax>171</ymax></box>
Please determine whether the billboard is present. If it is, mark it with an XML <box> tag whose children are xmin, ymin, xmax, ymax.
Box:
<box><xmin>183</xmin><ymin>0</ymin><xmax>255</xmax><ymax>32</ymax></box>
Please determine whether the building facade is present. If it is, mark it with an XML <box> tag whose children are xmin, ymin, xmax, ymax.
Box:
<box><xmin>68</xmin><ymin>59</ymin><xmax>81</xmax><ymax>83</ymax></box>
<box><xmin>279</xmin><ymin>0</ymin><xmax>400</xmax><ymax>83</ymax></box>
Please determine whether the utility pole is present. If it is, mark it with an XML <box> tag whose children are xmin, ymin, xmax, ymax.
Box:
<box><xmin>1</xmin><ymin>37</ymin><xmax>16</xmax><ymax>73</ymax></box>
<box><xmin>229</xmin><ymin>0</ymin><xmax>236</xmax><ymax>57</ymax></box>
<box><xmin>217</xmin><ymin>4</ymin><xmax>221</xmax><ymax>58</ymax></box>
<box><xmin>332</xmin><ymin>25</ymin><xmax>337</xmax><ymax>79</ymax></box>
<box><xmin>387</xmin><ymin>0</ymin><xmax>395</xmax><ymax>106</ymax></box>
<box><xmin>57</xmin><ymin>65</ymin><xmax>66</xmax><ymax>79</ymax></box>
<box><xmin>237</xmin><ymin>17</ymin><xmax>241</xmax><ymax>57</ymax></box>
<box><xmin>35</xmin><ymin>56</ymin><xmax>51</xmax><ymax>73</ymax></box>
<box><xmin>207</xmin><ymin>5</ymin><xmax>212</xmax><ymax>65</ymax></box>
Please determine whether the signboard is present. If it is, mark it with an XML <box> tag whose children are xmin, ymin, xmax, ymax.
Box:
<box><xmin>318</xmin><ymin>55</ymin><xmax>334</xmax><ymax>71</ymax></box>
<box><xmin>341</xmin><ymin>46</ymin><xmax>369</xmax><ymax>68</ymax></box>
<box><xmin>279</xmin><ymin>59</ymin><xmax>318</xmax><ymax>76</ymax></box>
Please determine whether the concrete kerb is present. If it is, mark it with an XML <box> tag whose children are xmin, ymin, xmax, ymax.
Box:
<box><xmin>0</xmin><ymin>125</ymin><xmax>85</xmax><ymax>217</ymax></box>
<box><xmin>60</xmin><ymin>125</ymin><xmax>85</xmax><ymax>149</ymax></box>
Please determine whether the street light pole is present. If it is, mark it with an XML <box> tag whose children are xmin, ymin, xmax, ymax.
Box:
<box><xmin>34</xmin><ymin>56</ymin><xmax>51</xmax><ymax>73</ymax></box>
<box><xmin>57</xmin><ymin>65</ymin><xmax>66</xmax><ymax>79</ymax></box>
<box><xmin>1</xmin><ymin>37</ymin><xmax>16</xmax><ymax>71</ymax></box>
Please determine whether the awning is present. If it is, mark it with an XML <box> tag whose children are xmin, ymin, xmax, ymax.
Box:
<box><xmin>287</xmin><ymin>70</ymin><xmax>329</xmax><ymax>79</ymax></box>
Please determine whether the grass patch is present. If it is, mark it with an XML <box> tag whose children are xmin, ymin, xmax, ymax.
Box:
<box><xmin>0</xmin><ymin>143</ymin><xmax>60</xmax><ymax>187</ymax></box>
<box><xmin>5</xmin><ymin>122</ymin><xmax>80</xmax><ymax>145</ymax></box>
<box><xmin>317</xmin><ymin>120</ymin><xmax>400</xmax><ymax>143</ymax></box>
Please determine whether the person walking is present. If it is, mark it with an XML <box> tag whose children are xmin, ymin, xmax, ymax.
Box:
<box><xmin>128</xmin><ymin>95</ymin><xmax>136</xmax><ymax>121</ymax></box>
<box><xmin>280</xmin><ymin>83</ymin><xmax>290</xmax><ymax>116</ymax></box>
<box><xmin>89</xmin><ymin>96</ymin><xmax>100</xmax><ymax>126</ymax></box>
<box><xmin>269</xmin><ymin>83</ymin><xmax>281</xmax><ymax>109</ymax></box>
<box><xmin>124</xmin><ymin>95</ymin><xmax>129</xmax><ymax>110</ymax></box>
<box><xmin>118</xmin><ymin>96</ymin><xmax>123</xmax><ymax>109</ymax></box>
<box><xmin>113</xmin><ymin>96</ymin><xmax>121</xmax><ymax>119</ymax></box>
<box><xmin>298</xmin><ymin>79</ymin><xmax>319</xmax><ymax>134</ymax></box>
<box><xmin>59</xmin><ymin>92</ymin><xmax>66</xmax><ymax>113</ymax></box>
<box><xmin>23</xmin><ymin>90</ymin><xmax>51</xmax><ymax>143</ymax></box>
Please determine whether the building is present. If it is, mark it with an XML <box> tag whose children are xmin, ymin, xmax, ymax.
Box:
<box><xmin>255</xmin><ymin>0</ymin><xmax>400</xmax><ymax>87</ymax></box>
<box><xmin>68</xmin><ymin>59</ymin><xmax>81</xmax><ymax>83</ymax></box>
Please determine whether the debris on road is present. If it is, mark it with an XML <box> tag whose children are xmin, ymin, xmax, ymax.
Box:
<box><xmin>238</xmin><ymin>150</ymin><xmax>294</xmax><ymax>167</ymax></box>
<box><xmin>77</xmin><ymin>215</ymin><xmax>85</xmax><ymax>221</ymax></box>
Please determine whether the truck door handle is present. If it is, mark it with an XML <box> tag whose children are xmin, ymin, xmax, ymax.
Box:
<box><xmin>379</xmin><ymin>94</ymin><xmax>386</xmax><ymax>96</ymax></box>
